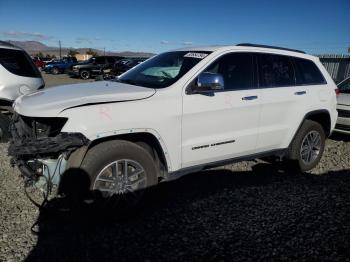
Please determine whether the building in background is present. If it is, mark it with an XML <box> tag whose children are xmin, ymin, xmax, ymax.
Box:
<box><xmin>317</xmin><ymin>54</ymin><xmax>350</xmax><ymax>83</ymax></box>
<box><xmin>74</xmin><ymin>54</ymin><xmax>93</xmax><ymax>61</ymax></box>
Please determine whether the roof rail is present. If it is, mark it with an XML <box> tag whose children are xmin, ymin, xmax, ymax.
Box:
<box><xmin>236</xmin><ymin>43</ymin><xmax>305</xmax><ymax>54</ymax></box>
<box><xmin>0</xmin><ymin>40</ymin><xmax>16</xmax><ymax>47</ymax></box>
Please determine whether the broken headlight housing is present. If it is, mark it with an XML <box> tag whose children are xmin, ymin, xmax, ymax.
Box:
<box><xmin>12</xmin><ymin>114</ymin><xmax>68</xmax><ymax>139</ymax></box>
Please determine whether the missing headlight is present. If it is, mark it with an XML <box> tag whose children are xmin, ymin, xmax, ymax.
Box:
<box><xmin>12</xmin><ymin>114</ymin><xmax>68</xmax><ymax>139</ymax></box>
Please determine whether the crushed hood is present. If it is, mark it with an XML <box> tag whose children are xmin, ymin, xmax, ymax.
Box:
<box><xmin>14</xmin><ymin>81</ymin><xmax>156</xmax><ymax>117</ymax></box>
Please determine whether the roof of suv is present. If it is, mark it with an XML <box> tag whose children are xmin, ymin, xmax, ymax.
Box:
<box><xmin>174</xmin><ymin>43</ymin><xmax>315</xmax><ymax>60</ymax></box>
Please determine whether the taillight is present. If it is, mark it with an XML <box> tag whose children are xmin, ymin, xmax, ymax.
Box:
<box><xmin>335</xmin><ymin>88</ymin><xmax>340</xmax><ymax>96</ymax></box>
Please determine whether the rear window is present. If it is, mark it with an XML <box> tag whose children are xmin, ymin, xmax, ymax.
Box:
<box><xmin>0</xmin><ymin>48</ymin><xmax>41</xmax><ymax>78</ymax></box>
<box><xmin>294</xmin><ymin>58</ymin><xmax>326</xmax><ymax>85</ymax></box>
<box><xmin>257</xmin><ymin>54</ymin><xmax>295</xmax><ymax>88</ymax></box>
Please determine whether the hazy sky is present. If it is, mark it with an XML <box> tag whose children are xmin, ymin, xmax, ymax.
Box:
<box><xmin>0</xmin><ymin>0</ymin><xmax>349</xmax><ymax>54</ymax></box>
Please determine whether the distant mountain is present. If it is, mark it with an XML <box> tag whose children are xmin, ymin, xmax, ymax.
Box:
<box><xmin>7</xmin><ymin>40</ymin><xmax>51</xmax><ymax>51</ymax></box>
<box><xmin>5</xmin><ymin>40</ymin><xmax>154</xmax><ymax>58</ymax></box>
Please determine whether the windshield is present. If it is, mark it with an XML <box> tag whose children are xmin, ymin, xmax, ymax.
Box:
<box><xmin>339</xmin><ymin>77</ymin><xmax>350</xmax><ymax>94</ymax></box>
<box><xmin>115</xmin><ymin>51</ymin><xmax>211</xmax><ymax>89</ymax></box>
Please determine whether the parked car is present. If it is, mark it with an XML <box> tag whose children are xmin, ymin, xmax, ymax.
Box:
<box><xmin>335</xmin><ymin>76</ymin><xmax>350</xmax><ymax>133</ymax></box>
<box><xmin>111</xmin><ymin>58</ymin><xmax>147</xmax><ymax>76</ymax></box>
<box><xmin>44</xmin><ymin>56</ymin><xmax>78</xmax><ymax>74</ymax></box>
<box><xmin>9</xmin><ymin>44</ymin><xmax>337</xmax><ymax>206</ymax></box>
<box><xmin>70</xmin><ymin>56</ymin><xmax>125</xmax><ymax>79</ymax></box>
<box><xmin>32</xmin><ymin>57</ymin><xmax>46</xmax><ymax>70</ymax></box>
<box><xmin>41</xmin><ymin>57</ymin><xmax>56</xmax><ymax>63</ymax></box>
<box><xmin>0</xmin><ymin>41</ymin><xmax>44</xmax><ymax>142</ymax></box>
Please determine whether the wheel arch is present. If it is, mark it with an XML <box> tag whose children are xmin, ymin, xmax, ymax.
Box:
<box><xmin>67</xmin><ymin>131</ymin><xmax>171</xmax><ymax>175</ymax></box>
<box><xmin>288</xmin><ymin>109</ymin><xmax>331</xmax><ymax>150</ymax></box>
<box><xmin>303</xmin><ymin>109</ymin><xmax>331</xmax><ymax>136</ymax></box>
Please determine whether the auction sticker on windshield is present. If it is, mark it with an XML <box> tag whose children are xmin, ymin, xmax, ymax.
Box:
<box><xmin>184</xmin><ymin>52</ymin><xmax>209</xmax><ymax>59</ymax></box>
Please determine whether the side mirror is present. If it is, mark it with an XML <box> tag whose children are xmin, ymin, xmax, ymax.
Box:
<box><xmin>196</xmin><ymin>72</ymin><xmax>224</xmax><ymax>92</ymax></box>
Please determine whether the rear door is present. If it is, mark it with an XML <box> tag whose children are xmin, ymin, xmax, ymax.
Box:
<box><xmin>182</xmin><ymin>52</ymin><xmax>261</xmax><ymax>168</ymax></box>
<box><xmin>255</xmin><ymin>53</ymin><xmax>306</xmax><ymax>151</ymax></box>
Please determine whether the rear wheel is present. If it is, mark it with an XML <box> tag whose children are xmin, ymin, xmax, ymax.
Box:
<box><xmin>80</xmin><ymin>70</ymin><xmax>91</xmax><ymax>80</ymax></box>
<box><xmin>81</xmin><ymin>140</ymin><xmax>158</xmax><ymax>207</ymax></box>
<box><xmin>0</xmin><ymin>114</ymin><xmax>10</xmax><ymax>143</ymax></box>
<box><xmin>288</xmin><ymin>120</ymin><xmax>326</xmax><ymax>172</ymax></box>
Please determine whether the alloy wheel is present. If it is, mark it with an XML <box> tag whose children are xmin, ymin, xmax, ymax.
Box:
<box><xmin>300</xmin><ymin>130</ymin><xmax>322</xmax><ymax>164</ymax></box>
<box><xmin>93</xmin><ymin>159</ymin><xmax>147</xmax><ymax>197</ymax></box>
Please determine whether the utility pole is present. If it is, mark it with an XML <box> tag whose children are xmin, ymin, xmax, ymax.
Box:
<box><xmin>59</xmin><ymin>40</ymin><xmax>62</xmax><ymax>59</ymax></box>
<box><xmin>104</xmin><ymin>47</ymin><xmax>105</xmax><ymax>56</ymax></box>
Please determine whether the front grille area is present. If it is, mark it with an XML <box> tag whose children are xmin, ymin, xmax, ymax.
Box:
<box><xmin>335</xmin><ymin>124</ymin><xmax>350</xmax><ymax>131</ymax></box>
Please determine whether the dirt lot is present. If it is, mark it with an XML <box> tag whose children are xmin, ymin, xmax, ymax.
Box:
<box><xmin>0</xmin><ymin>73</ymin><xmax>349</xmax><ymax>261</ymax></box>
<box><xmin>42</xmin><ymin>72</ymin><xmax>94</xmax><ymax>88</ymax></box>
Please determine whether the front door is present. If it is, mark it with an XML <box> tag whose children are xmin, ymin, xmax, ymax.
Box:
<box><xmin>182</xmin><ymin>52</ymin><xmax>261</xmax><ymax>168</ymax></box>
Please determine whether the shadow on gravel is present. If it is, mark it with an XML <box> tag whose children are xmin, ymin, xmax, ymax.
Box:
<box><xmin>330</xmin><ymin>132</ymin><xmax>350</xmax><ymax>142</ymax></box>
<box><xmin>25</xmin><ymin>163</ymin><xmax>350</xmax><ymax>262</ymax></box>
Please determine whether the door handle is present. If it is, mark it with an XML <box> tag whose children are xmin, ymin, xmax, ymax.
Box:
<box><xmin>242</xmin><ymin>95</ymin><xmax>258</xmax><ymax>101</ymax></box>
<box><xmin>294</xmin><ymin>91</ymin><xmax>306</xmax><ymax>95</ymax></box>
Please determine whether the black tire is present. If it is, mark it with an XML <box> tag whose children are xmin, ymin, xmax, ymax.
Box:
<box><xmin>0</xmin><ymin>114</ymin><xmax>10</xmax><ymax>143</ymax></box>
<box><xmin>51</xmin><ymin>67</ymin><xmax>60</xmax><ymax>75</ymax></box>
<box><xmin>288</xmin><ymin>120</ymin><xmax>326</xmax><ymax>172</ymax></box>
<box><xmin>80</xmin><ymin>70</ymin><xmax>90</xmax><ymax>80</ymax></box>
<box><xmin>81</xmin><ymin>140</ymin><xmax>158</xmax><ymax>205</ymax></box>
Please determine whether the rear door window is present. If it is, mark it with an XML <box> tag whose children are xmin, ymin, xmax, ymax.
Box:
<box><xmin>294</xmin><ymin>58</ymin><xmax>326</xmax><ymax>85</ymax></box>
<box><xmin>0</xmin><ymin>48</ymin><xmax>41</xmax><ymax>78</ymax></box>
<box><xmin>257</xmin><ymin>53</ymin><xmax>295</xmax><ymax>88</ymax></box>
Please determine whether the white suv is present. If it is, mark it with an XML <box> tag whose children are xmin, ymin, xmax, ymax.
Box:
<box><xmin>8</xmin><ymin>44</ymin><xmax>337</xmax><ymax>202</ymax></box>
<box><xmin>0</xmin><ymin>41</ymin><xmax>44</xmax><ymax>141</ymax></box>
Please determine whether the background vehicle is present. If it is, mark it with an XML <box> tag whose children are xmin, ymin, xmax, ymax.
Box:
<box><xmin>44</xmin><ymin>56</ymin><xmax>78</xmax><ymax>74</ymax></box>
<box><xmin>111</xmin><ymin>58</ymin><xmax>147</xmax><ymax>76</ymax></box>
<box><xmin>335</xmin><ymin>76</ymin><xmax>350</xmax><ymax>133</ymax></box>
<box><xmin>70</xmin><ymin>56</ymin><xmax>124</xmax><ymax>79</ymax></box>
<box><xmin>41</xmin><ymin>57</ymin><xmax>56</xmax><ymax>63</ymax></box>
<box><xmin>9</xmin><ymin>44</ymin><xmax>337</xmax><ymax>206</ymax></box>
<box><xmin>32</xmin><ymin>57</ymin><xmax>45</xmax><ymax>70</ymax></box>
<box><xmin>0</xmin><ymin>41</ymin><xmax>44</xmax><ymax>142</ymax></box>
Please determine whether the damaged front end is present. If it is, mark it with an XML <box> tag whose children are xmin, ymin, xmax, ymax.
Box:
<box><xmin>8</xmin><ymin>113</ymin><xmax>89</xmax><ymax>194</ymax></box>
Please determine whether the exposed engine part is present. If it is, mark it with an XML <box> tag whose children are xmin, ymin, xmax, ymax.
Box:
<box><xmin>8</xmin><ymin>113</ymin><xmax>90</xmax><ymax>203</ymax></box>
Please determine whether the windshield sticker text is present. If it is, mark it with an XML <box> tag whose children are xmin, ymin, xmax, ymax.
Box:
<box><xmin>184</xmin><ymin>52</ymin><xmax>208</xmax><ymax>59</ymax></box>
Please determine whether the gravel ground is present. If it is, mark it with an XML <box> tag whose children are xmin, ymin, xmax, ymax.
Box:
<box><xmin>0</xmin><ymin>134</ymin><xmax>350</xmax><ymax>262</ymax></box>
<box><xmin>0</xmin><ymin>74</ymin><xmax>349</xmax><ymax>261</ymax></box>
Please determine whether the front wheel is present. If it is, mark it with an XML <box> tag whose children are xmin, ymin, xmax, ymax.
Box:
<box><xmin>288</xmin><ymin>120</ymin><xmax>326</xmax><ymax>172</ymax></box>
<box><xmin>80</xmin><ymin>70</ymin><xmax>91</xmax><ymax>80</ymax></box>
<box><xmin>51</xmin><ymin>67</ymin><xmax>59</xmax><ymax>75</ymax></box>
<box><xmin>81</xmin><ymin>140</ymin><xmax>158</xmax><ymax>206</ymax></box>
